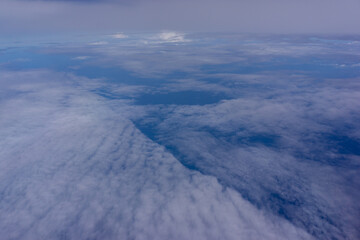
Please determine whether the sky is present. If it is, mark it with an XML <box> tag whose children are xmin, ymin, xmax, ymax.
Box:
<box><xmin>1</xmin><ymin>0</ymin><xmax>360</xmax><ymax>35</ymax></box>
<box><xmin>1</xmin><ymin>1</ymin><xmax>360</xmax><ymax>239</ymax></box>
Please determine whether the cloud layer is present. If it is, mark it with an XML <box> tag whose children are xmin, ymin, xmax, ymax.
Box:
<box><xmin>0</xmin><ymin>70</ymin><xmax>312</xmax><ymax>239</ymax></box>
<box><xmin>1</xmin><ymin>33</ymin><xmax>359</xmax><ymax>239</ymax></box>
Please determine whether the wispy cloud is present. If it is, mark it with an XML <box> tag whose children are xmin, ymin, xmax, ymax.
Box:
<box><xmin>72</xmin><ymin>56</ymin><xmax>90</xmax><ymax>60</ymax></box>
<box><xmin>89</xmin><ymin>41</ymin><xmax>108</xmax><ymax>45</ymax></box>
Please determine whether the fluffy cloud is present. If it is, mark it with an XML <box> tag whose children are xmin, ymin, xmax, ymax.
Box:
<box><xmin>131</xmin><ymin>75</ymin><xmax>360</xmax><ymax>239</ymax></box>
<box><xmin>1</xmin><ymin>33</ymin><xmax>359</xmax><ymax>240</ymax></box>
<box><xmin>0</xmin><ymin>70</ymin><xmax>312</xmax><ymax>240</ymax></box>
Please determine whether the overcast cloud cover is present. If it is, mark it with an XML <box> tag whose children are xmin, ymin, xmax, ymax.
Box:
<box><xmin>1</xmin><ymin>0</ymin><xmax>360</xmax><ymax>34</ymax></box>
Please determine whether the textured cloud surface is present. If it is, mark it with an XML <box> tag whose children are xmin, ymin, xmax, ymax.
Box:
<box><xmin>0</xmin><ymin>70</ymin><xmax>311</xmax><ymax>239</ymax></box>
<box><xmin>0</xmin><ymin>33</ymin><xmax>359</xmax><ymax>239</ymax></box>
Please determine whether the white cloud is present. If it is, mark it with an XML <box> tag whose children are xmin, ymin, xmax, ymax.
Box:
<box><xmin>111</xmin><ymin>33</ymin><xmax>128</xmax><ymax>39</ymax></box>
<box><xmin>0</xmin><ymin>70</ymin><xmax>312</xmax><ymax>240</ymax></box>
<box><xmin>131</xmin><ymin>75</ymin><xmax>360</xmax><ymax>239</ymax></box>
<box><xmin>156</xmin><ymin>31</ymin><xmax>190</xmax><ymax>43</ymax></box>
<box><xmin>72</xmin><ymin>56</ymin><xmax>90</xmax><ymax>60</ymax></box>
<box><xmin>1</xmin><ymin>34</ymin><xmax>359</xmax><ymax>240</ymax></box>
<box><xmin>89</xmin><ymin>41</ymin><xmax>108</xmax><ymax>45</ymax></box>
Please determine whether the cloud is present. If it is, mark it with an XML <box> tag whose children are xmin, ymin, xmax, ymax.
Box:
<box><xmin>131</xmin><ymin>74</ymin><xmax>360</xmax><ymax>239</ymax></box>
<box><xmin>72</xmin><ymin>56</ymin><xmax>90</xmax><ymax>60</ymax></box>
<box><xmin>89</xmin><ymin>41</ymin><xmax>108</xmax><ymax>45</ymax></box>
<box><xmin>0</xmin><ymin>69</ymin><xmax>312</xmax><ymax>240</ymax></box>
<box><xmin>1</xmin><ymin>33</ymin><xmax>359</xmax><ymax>240</ymax></box>
<box><xmin>77</xmin><ymin>34</ymin><xmax>359</xmax><ymax>238</ymax></box>
<box><xmin>156</xmin><ymin>31</ymin><xmax>189</xmax><ymax>43</ymax></box>
<box><xmin>111</xmin><ymin>33</ymin><xmax>128</xmax><ymax>39</ymax></box>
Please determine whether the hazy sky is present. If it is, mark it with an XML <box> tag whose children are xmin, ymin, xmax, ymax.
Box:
<box><xmin>1</xmin><ymin>0</ymin><xmax>359</xmax><ymax>35</ymax></box>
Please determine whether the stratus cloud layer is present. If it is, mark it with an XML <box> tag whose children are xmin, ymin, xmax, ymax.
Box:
<box><xmin>1</xmin><ymin>0</ymin><xmax>360</xmax><ymax>34</ymax></box>
<box><xmin>0</xmin><ymin>70</ymin><xmax>311</xmax><ymax>240</ymax></box>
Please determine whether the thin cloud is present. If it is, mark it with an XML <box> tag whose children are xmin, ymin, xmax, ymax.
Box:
<box><xmin>156</xmin><ymin>31</ymin><xmax>189</xmax><ymax>43</ymax></box>
<box><xmin>89</xmin><ymin>41</ymin><xmax>108</xmax><ymax>45</ymax></box>
<box><xmin>72</xmin><ymin>56</ymin><xmax>90</xmax><ymax>60</ymax></box>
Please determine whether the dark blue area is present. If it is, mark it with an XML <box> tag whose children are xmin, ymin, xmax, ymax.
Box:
<box><xmin>210</xmin><ymin>129</ymin><xmax>279</xmax><ymax>147</ymax></box>
<box><xmin>200</xmin><ymin>56</ymin><xmax>360</xmax><ymax>79</ymax></box>
<box><xmin>0</xmin><ymin>48</ymin><xmax>71</xmax><ymax>71</ymax></box>
<box><xmin>74</xmin><ymin>66</ymin><xmax>160</xmax><ymax>86</ymax></box>
<box><xmin>328</xmin><ymin>134</ymin><xmax>360</xmax><ymax>155</ymax></box>
<box><xmin>135</xmin><ymin>91</ymin><xmax>229</xmax><ymax>105</ymax></box>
